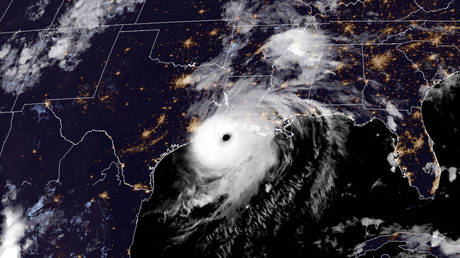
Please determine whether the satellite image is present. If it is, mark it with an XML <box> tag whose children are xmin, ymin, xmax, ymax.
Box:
<box><xmin>0</xmin><ymin>0</ymin><xmax>458</xmax><ymax>257</ymax></box>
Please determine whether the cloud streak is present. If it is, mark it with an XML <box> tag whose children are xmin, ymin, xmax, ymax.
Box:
<box><xmin>0</xmin><ymin>207</ymin><xmax>25</xmax><ymax>258</ymax></box>
<box><xmin>0</xmin><ymin>0</ymin><xmax>145</xmax><ymax>96</ymax></box>
<box><xmin>0</xmin><ymin>182</ymin><xmax>25</xmax><ymax>258</ymax></box>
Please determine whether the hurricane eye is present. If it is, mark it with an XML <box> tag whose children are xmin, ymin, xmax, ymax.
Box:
<box><xmin>222</xmin><ymin>133</ymin><xmax>231</xmax><ymax>142</ymax></box>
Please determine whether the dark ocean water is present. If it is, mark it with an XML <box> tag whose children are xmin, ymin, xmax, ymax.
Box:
<box><xmin>0</xmin><ymin>1</ymin><xmax>458</xmax><ymax>256</ymax></box>
<box><xmin>131</xmin><ymin>74</ymin><xmax>460</xmax><ymax>257</ymax></box>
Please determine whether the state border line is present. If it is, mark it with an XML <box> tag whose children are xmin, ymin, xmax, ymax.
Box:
<box><xmin>0</xmin><ymin>19</ymin><xmax>458</xmax><ymax>36</ymax></box>
<box><xmin>0</xmin><ymin>27</ymin><xmax>163</xmax><ymax>115</ymax></box>
<box><xmin>0</xmin><ymin>0</ymin><xmax>67</xmax><ymax>159</ymax></box>
<box><xmin>1</xmin><ymin>40</ymin><xmax>457</xmax><ymax>115</ymax></box>
<box><xmin>0</xmin><ymin>0</ymin><xmax>14</xmax><ymax>23</ymax></box>
<box><xmin>0</xmin><ymin>26</ymin><xmax>124</xmax><ymax>115</ymax></box>
<box><xmin>134</xmin><ymin>0</ymin><xmax>147</xmax><ymax>24</ymax></box>
<box><xmin>0</xmin><ymin>18</ymin><xmax>235</xmax><ymax>35</ymax></box>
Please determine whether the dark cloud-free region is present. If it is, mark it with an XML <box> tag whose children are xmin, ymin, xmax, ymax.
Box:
<box><xmin>0</xmin><ymin>0</ymin><xmax>458</xmax><ymax>257</ymax></box>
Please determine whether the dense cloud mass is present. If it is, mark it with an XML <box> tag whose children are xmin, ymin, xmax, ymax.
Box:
<box><xmin>131</xmin><ymin>0</ymin><xmax>459</xmax><ymax>256</ymax></box>
<box><xmin>0</xmin><ymin>184</ymin><xmax>25</xmax><ymax>258</ymax></box>
<box><xmin>1</xmin><ymin>0</ymin><xmax>458</xmax><ymax>256</ymax></box>
<box><xmin>131</xmin><ymin>114</ymin><xmax>352</xmax><ymax>257</ymax></box>
<box><xmin>131</xmin><ymin>2</ymin><xmax>362</xmax><ymax>248</ymax></box>
<box><xmin>0</xmin><ymin>0</ymin><xmax>144</xmax><ymax>95</ymax></box>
